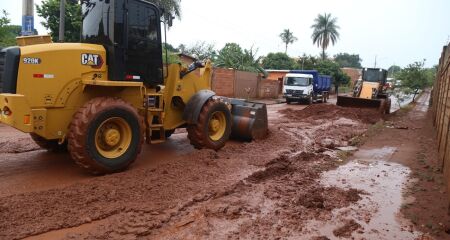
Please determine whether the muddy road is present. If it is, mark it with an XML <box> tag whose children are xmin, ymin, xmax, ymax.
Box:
<box><xmin>0</xmin><ymin>97</ymin><xmax>443</xmax><ymax>239</ymax></box>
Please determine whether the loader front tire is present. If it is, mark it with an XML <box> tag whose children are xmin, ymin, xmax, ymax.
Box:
<box><xmin>68</xmin><ymin>97</ymin><xmax>143</xmax><ymax>174</ymax></box>
<box><xmin>187</xmin><ymin>99</ymin><xmax>232</xmax><ymax>150</ymax></box>
<box><xmin>30</xmin><ymin>133</ymin><xmax>67</xmax><ymax>152</ymax></box>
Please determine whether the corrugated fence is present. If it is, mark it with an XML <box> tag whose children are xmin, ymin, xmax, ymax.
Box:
<box><xmin>432</xmin><ymin>43</ymin><xmax>450</xmax><ymax>200</ymax></box>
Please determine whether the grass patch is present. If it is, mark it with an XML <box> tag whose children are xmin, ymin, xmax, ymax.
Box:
<box><xmin>349</xmin><ymin>121</ymin><xmax>385</xmax><ymax>147</ymax></box>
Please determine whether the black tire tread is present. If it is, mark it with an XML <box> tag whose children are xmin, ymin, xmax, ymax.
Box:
<box><xmin>187</xmin><ymin>99</ymin><xmax>231</xmax><ymax>150</ymax></box>
<box><xmin>67</xmin><ymin>97</ymin><xmax>143</xmax><ymax>174</ymax></box>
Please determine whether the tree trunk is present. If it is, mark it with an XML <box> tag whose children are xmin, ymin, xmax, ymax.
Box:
<box><xmin>285</xmin><ymin>44</ymin><xmax>288</xmax><ymax>54</ymax></box>
<box><xmin>322</xmin><ymin>47</ymin><xmax>325</xmax><ymax>60</ymax></box>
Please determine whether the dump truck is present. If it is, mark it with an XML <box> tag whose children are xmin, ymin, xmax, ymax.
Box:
<box><xmin>337</xmin><ymin>68</ymin><xmax>391</xmax><ymax>114</ymax></box>
<box><xmin>0</xmin><ymin>0</ymin><xmax>268</xmax><ymax>174</ymax></box>
<box><xmin>283</xmin><ymin>70</ymin><xmax>331</xmax><ymax>104</ymax></box>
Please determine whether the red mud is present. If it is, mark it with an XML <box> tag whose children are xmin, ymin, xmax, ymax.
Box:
<box><xmin>333</xmin><ymin>219</ymin><xmax>363</xmax><ymax>237</ymax></box>
<box><xmin>0</xmin><ymin>100</ymin><xmax>440</xmax><ymax>239</ymax></box>
<box><xmin>279</xmin><ymin>104</ymin><xmax>383</xmax><ymax>124</ymax></box>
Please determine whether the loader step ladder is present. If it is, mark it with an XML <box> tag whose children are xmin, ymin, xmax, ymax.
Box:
<box><xmin>145</xmin><ymin>93</ymin><xmax>166</xmax><ymax>144</ymax></box>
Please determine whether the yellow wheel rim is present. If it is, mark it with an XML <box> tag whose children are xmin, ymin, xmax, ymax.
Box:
<box><xmin>95</xmin><ymin>117</ymin><xmax>132</xmax><ymax>159</ymax></box>
<box><xmin>209</xmin><ymin>111</ymin><xmax>227</xmax><ymax>141</ymax></box>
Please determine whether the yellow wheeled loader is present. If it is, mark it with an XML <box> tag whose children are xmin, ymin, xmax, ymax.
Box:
<box><xmin>0</xmin><ymin>0</ymin><xmax>268</xmax><ymax>174</ymax></box>
<box><xmin>336</xmin><ymin>68</ymin><xmax>391</xmax><ymax>114</ymax></box>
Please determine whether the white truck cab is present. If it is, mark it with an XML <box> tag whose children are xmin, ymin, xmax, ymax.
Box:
<box><xmin>283</xmin><ymin>73</ymin><xmax>314</xmax><ymax>104</ymax></box>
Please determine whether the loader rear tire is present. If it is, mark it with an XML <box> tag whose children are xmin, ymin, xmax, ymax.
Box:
<box><xmin>30</xmin><ymin>133</ymin><xmax>67</xmax><ymax>152</ymax></box>
<box><xmin>68</xmin><ymin>97</ymin><xmax>143</xmax><ymax>174</ymax></box>
<box><xmin>187</xmin><ymin>98</ymin><xmax>232</xmax><ymax>150</ymax></box>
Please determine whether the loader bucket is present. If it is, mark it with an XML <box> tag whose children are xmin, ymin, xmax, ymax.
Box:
<box><xmin>230</xmin><ymin>99</ymin><xmax>269</xmax><ymax>141</ymax></box>
<box><xmin>336</xmin><ymin>95</ymin><xmax>385</xmax><ymax>112</ymax></box>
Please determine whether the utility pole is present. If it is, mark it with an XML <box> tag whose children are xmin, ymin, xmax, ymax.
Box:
<box><xmin>59</xmin><ymin>0</ymin><xmax>66</xmax><ymax>42</ymax></box>
<box><xmin>374</xmin><ymin>55</ymin><xmax>377</xmax><ymax>68</ymax></box>
<box><xmin>21</xmin><ymin>0</ymin><xmax>34</xmax><ymax>36</ymax></box>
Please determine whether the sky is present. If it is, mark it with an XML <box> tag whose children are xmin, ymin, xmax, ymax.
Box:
<box><xmin>2</xmin><ymin>0</ymin><xmax>450</xmax><ymax>69</ymax></box>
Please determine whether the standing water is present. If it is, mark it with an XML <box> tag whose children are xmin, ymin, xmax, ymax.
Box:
<box><xmin>302</xmin><ymin>147</ymin><xmax>423</xmax><ymax>239</ymax></box>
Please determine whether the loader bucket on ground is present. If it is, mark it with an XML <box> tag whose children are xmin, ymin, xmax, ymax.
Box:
<box><xmin>230</xmin><ymin>99</ymin><xmax>268</xmax><ymax>141</ymax></box>
<box><xmin>336</xmin><ymin>95</ymin><xmax>383</xmax><ymax>109</ymax></box>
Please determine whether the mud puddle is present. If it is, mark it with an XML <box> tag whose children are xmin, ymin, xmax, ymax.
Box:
<box><xmin>302</xmin><ymin>147</ymin><xmax>423</xmax><ymax>239</ymax></box>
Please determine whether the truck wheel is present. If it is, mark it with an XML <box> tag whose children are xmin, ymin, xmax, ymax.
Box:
<box><xmin>30</xmin><ymin>133</ymin><xmax>67</xmax><ymax>152</ymax></box>
<box><xmin>68</xmin><ymin>97</ymin><xmax>143</xmax><ymax>174</ymax></box>
<box><xmin>308</xmin><ymin>95</ymin><xmax>313</xmax><ymax>105</ymax></box>
<box><xmin>187</xmin><ymin>98</ymin><xmax>232</xmax><ymax>150</ymax></box>
<box><xmin>286</xmin><ymin>98</ymin><xmax>291</xmax><ymax>104</ymax></box>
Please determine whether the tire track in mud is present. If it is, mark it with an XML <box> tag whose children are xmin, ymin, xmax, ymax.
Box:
<box><xmin>0</xmin><ymin>129</ymin><xmax>290</xmax><ymax>240</ymax></box>
<box><xmin>0</xmin><ymin>104</ymin><xmax>380</xmax><ymax>239</ymax></box>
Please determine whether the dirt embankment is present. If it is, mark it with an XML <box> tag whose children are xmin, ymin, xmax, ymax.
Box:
<box><xmin>0</xmin><ymin>103</ymin><xmax>379</xmax><ymax>239</ymax></box>
<box><xmin>279</xmin><ymin>104</ymin><xmax>383</xmax><ymax>124</ymax></box>
<box><xmin>0</xmin><ymin>124</ymin><xmax>40</xmax><ymax>153</ymax></box>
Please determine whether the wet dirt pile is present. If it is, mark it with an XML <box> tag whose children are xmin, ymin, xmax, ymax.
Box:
<box><xmin>0</xmin><ymin>137</ymin><xmax>40</xmax><ymax>153</ymax></box>
<box><xmin>136</xmin><ymin>152</ymin><xmax>365</xmax><ymax>240</ymax></box>
<box><xmin>279</xmin><ymin>104</ymin><xmax>383</xmax><ymax>124</ymax></box>
<box><xmin>0</xmin><ymin>128</ymin><xmax>289</xmax><ymax>240</ymax></box>
<box><xmin>332</xmin><ymin>219</ymin><xmax>363</xmax><ymax>238</ymax></box>
<box><xmin>0</xmin><ymin>103</ymin><xmax>378</xmax><ymax>239</ymax></box>
<box><xmin>0</xmin><ymin>125</ymin><xmax>41</xmax><ymax>153</ymax></box>
<box><xmin>278</xmin><ymin>105</ymin><xmax>375</xmax><ymax>151</ymax></box>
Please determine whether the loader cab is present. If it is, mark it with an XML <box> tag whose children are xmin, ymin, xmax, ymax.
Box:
<box><xmin>81</xmin><ymin>0</ymin><xmax>163</xmax><ymax>86</ymax></box>
<box><xmin>362</xmin><ymin>68</ymin><xmax>388</xmax><ymax>85</ymax></box>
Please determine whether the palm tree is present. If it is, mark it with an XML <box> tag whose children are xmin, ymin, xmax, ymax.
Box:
<box><xmin>311</xmin><ymin>13</ymin><xmax>340</xmax><ymax>60</ymax></box>
<box><xmin>279</xmin><ymin>29</ymin><xmax>298</xmax><ymax>54</ymax></box>
<box><xmin>146</xmin><ymin>0</ymin><xmax>181</xmax><ymax>20</ymax></box>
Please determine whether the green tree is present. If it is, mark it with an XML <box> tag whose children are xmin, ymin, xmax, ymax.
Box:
<box><xmin>279</xmin><ymin>29</ymin><xmax>297</xmax><ymax>54</ymax></box>
<box><xmin>147</xmin><ymin>0</ymin><xmax>181</xmax><ymax>21</ymax></box>
<box><xmin>162</xmin><ymin>44</ymin><xmax>181</xmax><ymax>64</ymax></box>
<box><xmin>261</xmin><ymin>52</ymin><xmax>297</xmax><ymax>70</ymax></box>
<box><xmin>214</xmin><ymin>43</ymin><xmax>265</xmax><ymax>75</ymax></box>
<box><xmin>36</xmin><ymin>0</ymin><xmax>181</xmax><ymax>42</ymax></box>
<box><xmin>311</xmin><ymin>13</ymin><xmax>340</xmax><ymax>60</ymax></box>
<box><xmin>388</xmin><ymin>65</ymin><xmax>401</xmax><ymax>78</ymax></box>
<box><xmin>179</xmin><ymin>41</ymin><xmax>216</xmax><ymax>61</ymax></box>
<box><xmin>0</xmin><ymin>10</ymin><xmax>21</xmax><ymax>48</ymax></box>
<box><xmin>315</xmin><ymin>60</ymin><xmax>350</xmax><ymax>95</ymax></box>
<box><xmin>334</xmin><ymin>53</ymin><xmax>362</xmax><ymax>68</ymax></box>
<box><xmin>297</xmin><ymin>54</ymin><xmax>320</xmax><ymax>70</ymax></box>
<box><xmin>36</xmin><ymin>0</ymin><xmax>81</xmax><ymax>42</ymax></box>
<box><xmin>397</xmin><ymin>60</ymin><xmax>431</xmax><ymax>102</ymax></box>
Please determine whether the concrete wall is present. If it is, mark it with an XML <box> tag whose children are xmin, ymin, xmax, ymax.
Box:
<box><xmin>432</xmin><ymin>43</ymin><xmax>450</xmax><ymax>206</ymax></box>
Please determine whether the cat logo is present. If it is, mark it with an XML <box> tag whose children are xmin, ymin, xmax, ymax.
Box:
<box><xmin>81</xmin><ymin>53</ymin><xmax>103</xmax><ymax>69</ymax></box>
